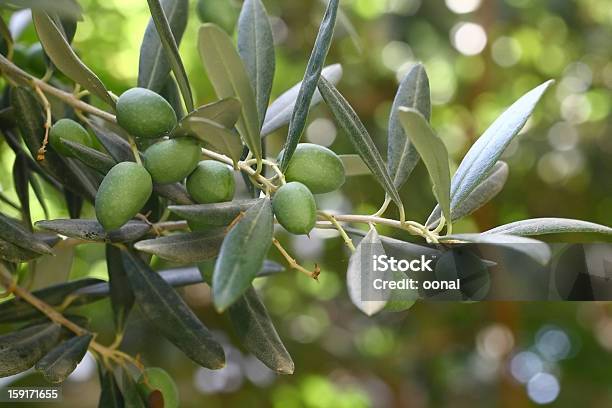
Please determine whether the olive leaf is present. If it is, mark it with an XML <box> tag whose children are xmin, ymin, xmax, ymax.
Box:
<box><xmin>0</xmin><ymin>278</ymin><xmax>105</xmax><ymax>323</ymax></box>
<box><xmin>427</xmin><ymin>161</ymin><xmax>508</xmax><ymax>228</ymax></box>
<box><xmin>134</xmin><ymin>230</ymin><xmax>226</xmax><ymax>263</ymax></box>
<box><xmin>0</xmin><ymin>323</ymin><xmax>63</xmax><ymax>377</ymax></box>
<box><xmin>237</xmin><ymin>0</ymin><xmax>275</xmax><ymax>126</ymax></box>
<box><xmin>98</xmin><ymin>369</ymin><xmax>124</xmax><ymax>408</ymax></box>
<box><xmin>172</xmin><ymin>98</ymin><xmax>243</xmax><ymax>164</ymax></box>
<box><xmin>198</xmin><ymin>23</ymin><xmax>261</xmax><ymax>164</ymax></box>
<box><xmin>122</xmin><ymin>369</ymin><xmax>147</xmax><ymax>408</ymax></box>
<box><xmin>388</xmin><ymin>63</ymin><xmax>431</xmax><ymax>190</ymax></box>
<box><xmin>318</xmin><ymin>77</ymin><xmax>403</xmax><ymax>214</ymax></box>
<box><xmin>138</xmin><ymin>0</ymin><xmax>188</xmax><ymax>94</ymax></box>
<box><xmin>145</xmin><ymin>0</ymin><xmax>193</xmax><ymax>111</ymax></box>
<box><xmin>278</xmin><ymin>0</ymin><xmax>339</xmax><ymax>171</ymax></box>
<box><xmin>31</xmin><ymin>11</ymin><xmax>115</xmax><ymax>108</ymax></box>
<box><xmin>35</xmin><ymin>333</ymin><xmax>92</xmax><ymax>384</ymax></box>
<box><xmin>347</xmin><ymin>228</ymin><xmax>388</xmax><ymax>316</ymax></box>
<box><xmin>0</xmin><ymin>0</ymin><xmax>82</xmax><ymax>20</ymax></box>
<box><xmin>228</xmin><ymin>286</ymin><xmax>294</xmax><ymax>374</ymax></box>
<box><xmin>61</xmin><ymin>139</ymin><xmax>116</xmax><ymax>174</ymax></box>
<box><xmin>106</xmin><ymin>245</ymin><xmax>134</xmax><ymax>333</ymax></box>
<box><xmin>398</xmin><ymin>107</ymin><xmax>451</xmax><ymax>227</ymax></box>
<box><xmin>89</xmin><ymin>119</ymin><xmax>134</xmax><ymax>163</ymax></box>
<box><xmin>213</xmin><ymin>198</ymin><xmax>273</xmax><ymax>312</ymax></box>
<box><xmin>161</xmin><ymin>76</ymin><xmax>186</xmax><ymax>119</ymax></box>
<box><xmin>12</xmin><ymin>152</ymin><xmax>31</xmax><ymax>228</ymax></box>
<box><xmin>0</xmin><ymin>212</ymin><xmax>52</xmax><ymax>255</ymax></box>
<box><xmin>449</xmin><ymin>80</ymin><xmax>554</xmax><ymax>210</ymax></box>
<box><xmin>122</xmin><ymin>250</ymin><xmax>226</xmax><ymax>369</ymax></box>
<box><xmin>168</xmin><ymin>199</ymin><xmax>258</xmax><ymax>227</ymax></box>
<box><xmin>484</xmin><ymin>218</ymin><xmax>612</xmax><ymax>237</ymax></box>
<box><xmin>440</xmin><ymin>233</ymin><xmax>551</xmax><ymax>265</ymax></box>
<box><xmin>36</xmin><ymin>219</ymin><xmax>151</xmax><ymax>243</ymax></box>
<box><xmin>339</xmin><ymin>154</ymin><xmax>370</xmax><ymax>176</ymax></box>
<box><xmin>261</xmin><ymin>64</ymin><xmax>343</xmax><ymax>137</ymax></box>
<box><xmin>29</xmin><ymin>172</ymin><xmax>50</xmax><ymax>219</ymax></box>
<box><xmin>153</xmin><ymin>182</ymin><xmax>195</xmax><ymax>205</ymax></box>
<box><xmin>0</xmin><ymin>238</ymin><xmax>40</xmax><ymax>263</ymax></box>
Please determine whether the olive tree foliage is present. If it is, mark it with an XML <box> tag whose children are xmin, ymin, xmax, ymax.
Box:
<box><xmin>0</xmin><ymin>0</ymin><xmax>611</xmax><ymax>405</ymax></box>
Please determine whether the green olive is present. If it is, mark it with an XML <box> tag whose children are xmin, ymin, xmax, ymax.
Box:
<box><xmin>116</xmin><ymin>88</ymin><xmax>177</xmax><ymax>139</ymax></box>
<box><xmin>137</xmin><ymin>367</ymin><xmax>179</xmax><ymax>408</ymax></box>
<box><xmin>25</xmin><ymin>43</ymin><xmax>47</xmax><ymax>77</ymax></box>
<box><xmin>95</xmin><ymin>162</ymin><xmax>152</xmax><ymax>231</ymax></box>
<box><xmin>143</xmin><ymin>138</ymin><xmax>201</xmax><ymax>184</ymax></box>
<box><xmin>272</xmin><ymin>182</ymin><xmax>316</xmax><ymax>235</ymax></box>
<box><xmin>49</xmin><ymin>119</ymin><xmax>94</xmax><ymax>157</ymax></box>
<box><xmin>280</xmin><ymin>143</ymin><xmax>345</xmax><ymax>194</ymax></box>
<box><xmin>186</xmin><ymin>161</ymin><xmax>235</xmax><ymax>204</ymax></box>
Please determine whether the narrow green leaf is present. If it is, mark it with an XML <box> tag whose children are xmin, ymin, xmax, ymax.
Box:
<box><xmin>198</xmin><ymin>23</ymin><xmax>261</xmax><ymax>163</ymax></box>
<box><xmin>0</xmin><ymin>0</ymin><xmax>82</xmax><ymax>20</ymax></box>
<box><xmin>427</xmin><ymin>161</ymin><xmax>508</xmax><ymax>227</ymax></box>
<box><xmin>145</xmin><ymin>0</ymin><xmax>193</xmax><ymax>111</ymax></box>
<box><xmin>12</xmin><ymin>152</ymin><xmax>31</xmax><ymax>228</ymax></box>
<box><xmin>168</xmin><ymin>199</ymin><xmax>258</xmax><ymax>227</ymax></box>
<box><xmin>278</xmin><ymin>0</ymin><xmax>339</xmax><ymax>171</ymax></box>
<box><xmin>450</xmin><ymin>80</ymin><xmax>554</xmax><ymax>209</ymax></box>
<box><xmin>0</xmin><ymin>323</ymin><xmax>63</xmax><ymax>377</ymax></box>
<box><xmin>347</xmin><ymin>228</ymin><xmax>388</xmax><ymax>316</ymax></box>
<box><xmin>64</xmin><ymin>189</ymin><xmax>84</xmax><ymax>219</ymax></box>
<box><xmin>35</xmin><ymin>219</ymin><xmax>151</xmax><ymax>243</ymax></box>
<box><xmin>122</xmin><ymin>250</ymin><xmax>225</xmax><ymax>369</ymax></box>
<box><xmin>213</xmin><ymin>198</ymin><xmax>273</xmax><ymax>312</ymax></box>
<box><xmin>32</xmin><ymin>11</ymin><xmax>114</xmax><ymax>108</ymax></box>
<box><xmin>98</xmin><ymin>369</ymin><xmax>124</xmax><ymax>408</ymax></box>
<box><xmin>398</xmin><ymin>107</ymin><xmax>451</xmax><ymax>226</ymax></box>
<box><xmin>173</xmin><ymin>98</ymin><xmax>243</xmax><ymax>164</ymax></box>
<box><xmin>35</xmin><ymin>334</ymin><xmax>92</xmax><ymax>384</ymax></box>
<box><xmin>134</xmin><ymin>230</ymin><xmax>225</xmax><ymax>263</ymax></box>
<box><xmin>484</xmin><ymin>218</ymin><xmax>612</xmax><ymax>237</ymax></box>
<box><xmin>318</xmin><ymin>77</ymin><xmax>403</xmax><ymax>213</ymax></box>
<box><xmin>0</xmin><ymin>238</ymin><xmax>40</xmax><ymax>263</ymax></box>
<box><xmin>161</xmin><ymin>76</ymin><xmax>186</xmax><ymax>119</ymax></box>
<box><xmin>29</xmin><ymin>172</ymin><xmax>50</xmax><ymax>219</ymax></box>
<box><xmin>339</xmin><ymin>154</ymin><xmax>370</xmax><ymax>176</ymax></box>
<box><xmin>387</xmin><ymin>64</ymin><xmax>431</xmax><ymax>190</ymax></box>
<box><xmin>122</xmin><ymin>370</ymin><xmax>147</xmax><ymax>408</ymax></box>
<box><xmin>0</xmin><ymin>212</ymin><xmax>52</xmax><ymax>255</ymax></box>
<box><xmin>237</xmin><ymin>0</ymin><xmax>275</xmax><ymax>126</ymax></box>
<box><xmin>228</xmin><ymin>286</ymin><xmax>294</xmax><ymax>374</ymax></box>
<box><xmin>89</xmin><ymin>119</ymin><xmax>134</xmax><ymax>163</ymax></box>
<box><xmin>153</xmin><ymin>183</ymin><xmax>195</xmax><ymax>205</ymax></box>
<box><xmin>440</xmin><ymin>233</ymin><xmax>551</xmax><ymax>265</ymax></box>
<box><xmin>106</xmin><ymin>245</ymin><xmax>134</xmax><ymax>332</ymax></box>
<box><xmin>0</xmin><ymin>278</ymin><xmax>105</xmax><ymax>323</ymax></box>
<box><xmin>61</xmin><ymin>139</ymin><xmax>117</xmax><ymax>174</ymax></box>
<box><xmin>261</xmin><ymin>64</ymin><xmax>342</xmax><ymax>137</ymax></box>
<box><xmin>138</xmin><ymin>0</ymin><xmax>188</xmax><ymax>94</ymax></box>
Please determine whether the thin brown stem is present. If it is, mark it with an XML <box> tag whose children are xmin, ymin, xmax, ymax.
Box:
<box><xmin>272</xmin><ymin>238</ymin><xmax>320</xmax><ymax>280</ymax></box>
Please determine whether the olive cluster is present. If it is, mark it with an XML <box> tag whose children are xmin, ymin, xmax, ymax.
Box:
<box><xmin>50</xmin><ymin>88</ymin><xmax>346</xmax><ymax>236</ymax></box>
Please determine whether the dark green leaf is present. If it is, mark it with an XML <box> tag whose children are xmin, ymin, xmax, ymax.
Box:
<box><xmin>198</xmin><ymin>23</ymin><xmax>261</xmax><ymax>163</ymax></box>
<box><xmin>61</xmin><ymin>139</ymin><xmax>116</xmax><ymax>174</ymax></box>
<box><xmin>12</xmin><ymin>152</ymin><xmax>31</xmax><ymax>228</ymax></box>
<box><xmin>237</xmin><ymin>0</ymin><xmax>275</xmax><ymax>126</ymax></box>
<box><xmin>261</xmin><ymin>64</ymin><xmax>342</xmax><ymax>137</ymax></box>
<box><xmin>153</xmin><ymin>182</ymin><xmax>195</xmax><ymax>205</ymax></box>
<box><xmin>32</xmin><ymin>11</ymin><xmax>114</xmax><ymax>108</ymax></box>
<box><xmin>0</xmin><ymin>0</ymin><xmax>82</xmax><ymax>20</ymax></box>
<box><xmin>146</xmin><ymin>0</ymin><xmax>193</xmax><ymax>111</ymax></box>
<box><xmin>278</xmin><ymin>0</ymin><xmax>339</xmax><ymax>171</ymax></box>
<box><xmin>122</xmin><ymin>250</ymin><xmax>225</xmax><ymax>369</ymax></box>
<box><xmin>64</xmin><ymin>189</ymin><xmax>84</xmax><ymax>219</ymax></box>
<box><xmin>398</xmin><ymin>107</ymin><xmax>450</xmax><ymax>226</ymax></box>
<box><xmin>0</xmin><ymin>212</ymin><xmax>52</xmax><ymax>255</ymax></box>
<box><xmin>106</xmin><ymin>245</ymin><xmax>134</xmax><ymax>332</ymax></box>
<box><xmin>0</xmin><ymin>278</ymin><xmax>105</xmax><ymax>323</ymax></box>
<box><xmin>484</xmin><ymin>218</ymin><xmax>612</xmax><ymax>237</ymax></box>
<box><xmin>387</xmin><ymin>63</ymin><xmax>430</xmax><ymax>190</ymax></box>
<box><xmin>168</xmin><ymin>199</ymin><xmax>258</xmax><ymax>227</ymax></box>
<box><xmin>0</xmin><ymin>323</ymin><xmax>63</xmax><ymax>377</ymax></box>
<box><xmin>89</xmin><ymin>119</ymin><xmax>134</xmax><ymax>163</ymax></box>
<box><xmin>160</xmin><ymin>76</ymin><xmax>186</xmax><ymax>119</ymax></box>
<box><xmin>317</xmin><ymin>77</ymin><xmax>403</xmax><ymax>214</ymax></box>
<box><xmin>228</xmin><ymin>286</ymin><xmax>293</xmax><ymax>374</ymax></box>
<box><xmin>213</xmin><ymin>198</ymin><xmax>273</xmax><ymax>312</ymax></box>
<box><xmin>138</xmin><ymin>0</ymin><xmax>188</xmax><ymax>94</ymax></box>
<box><xmin>450</xmin><ymin>81</ymin><xmax>554</xmax><ymax>210</ymax></box>
<box><xmin>122</xmin><ymin>369</ymin><xmax>147</xmax><ymax>408</ymax></box>
<box><xmin>98</xmin><ymin>369</ymin><xmax>124</xmax><ymax>408</ymax></box>
<box><xmin>0</xmin><ymin>237</ymin><xmax>40</xmax><ymax>263</ymax></box>
<box><xmin>35</xmin><ymin>219</ymin><xmax>151</xmax><ymax>243</ymax></box>
<box><xmin>134</xmin><ymin>230</ymin><xmax>225</xmax><ymax>263</ymax></box>
<box><xmin>35</xmin><ymin>334</ymin><xmax>92</xmax><ymax>384</ymax></box>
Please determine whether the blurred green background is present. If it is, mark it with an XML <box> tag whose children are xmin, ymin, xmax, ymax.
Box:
<box><xmin>1</xmin><ymin>0</ymin><xmax>612</xmax><ymax>406</ymax></box>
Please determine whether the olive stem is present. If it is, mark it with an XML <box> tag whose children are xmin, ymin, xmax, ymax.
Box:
<box><xmin>0</xmin><ymin>262</ymin><xmax>142</xmax><ymax>370</ymax></box>
<box><xmin>372</xmin><ymin>196</ymin><xmax>391</xmax><ymax>217</ymax></box>
<box><xmin>201</xmin><ymin>147</ymin><xmax>277</xmax><ymax>192</ymax></box>
<box><xmin>32</xmin><ymin>83</ymin><xmax>52</xmax><ymax>161</ymax></box>
<box><xmin>127</xmin><ymin>135</ymin><xmax>142</xmax><ymax>165</ymax></box>
<box><xmin>317</xmin><ymin>211</ymin><xmax>355</xmax><ymax>252</ymax></box>
<box><xmin>272</xmin><ymin>238</ymin><xmax>320</xmax><ymax>280</ymax></box>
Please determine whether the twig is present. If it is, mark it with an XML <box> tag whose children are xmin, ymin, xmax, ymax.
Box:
<box><xmin>272</xmin><ymin>238</ymin><xmax>320</xmax><ymax>280</ymax></box>
<box><xmin>317</xmin><ymin>210</ymin><xmax>355</xmax><ymax>251</ymax></box>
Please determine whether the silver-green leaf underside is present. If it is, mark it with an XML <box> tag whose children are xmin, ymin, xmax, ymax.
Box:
<box><xmin>0</xmin><ymin>0</ymin><xmax>82</xmax><ymax>20</ymax></box>
<box><xmin>134</xmin><ymin>231</ymin><xmax>226</xmax><ymax>263</ymax></box>
<box><xmin>198</xmin><ymin>23</ymin><xmax>262</xmax><ymax>163</ymax></box>
<box><xmin>484</xmin><ymin>218</ymin><xmax>612</xmax><ymax>237</ymax></box>
<box><xmin>35</xmin><ymin>334</ymin><xmax>92</xmax><ymax>384</ymax></box>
